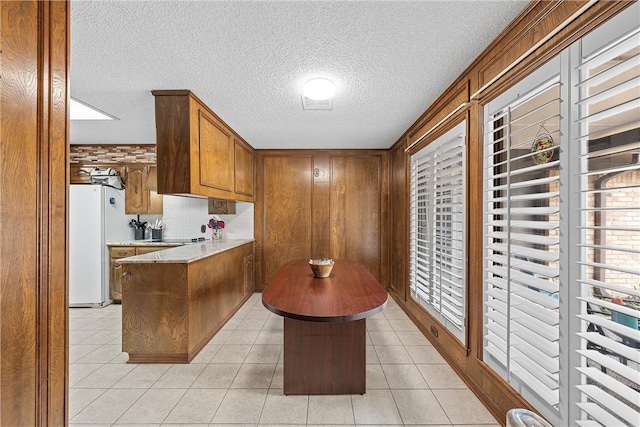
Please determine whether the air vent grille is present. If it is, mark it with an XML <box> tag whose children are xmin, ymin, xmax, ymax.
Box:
<box><xmin>301</xmin><ymin>96</ymin><xmax>332</xmax><ymax>110</ymax></box>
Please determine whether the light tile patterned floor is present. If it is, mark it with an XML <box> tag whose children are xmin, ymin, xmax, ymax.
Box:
<box><xmin>69</xmin><ymin>293</ymin><xmax>499</xmax><ymax>426</ymax></box>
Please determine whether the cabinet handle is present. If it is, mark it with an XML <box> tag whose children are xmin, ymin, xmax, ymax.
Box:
<box><xmin>122</xmin><ymin>271</ymin><xmax>131</xmax><ymax>277</ymax></box>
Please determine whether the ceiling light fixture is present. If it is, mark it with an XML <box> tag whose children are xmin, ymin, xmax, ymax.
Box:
<box><xmin>302</xmin><ymin>78</ymin><xmax>335</xmax><ymax>101</ymax></box>
<box><xmin>70</xmin><ymin>98</ymin><xmax>118</xmax><ymax>120</ymax></box>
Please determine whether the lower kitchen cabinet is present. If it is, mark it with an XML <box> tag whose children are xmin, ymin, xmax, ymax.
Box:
<box><xmin>120</xmin><ymin>242</ymin><xmax>254</xmax><ymax>363</ymax></box>
<box><xmin>243</xmin><ymin>253</ymin><xmax>254</xmax><ymax>295</ymax></box>
<box><xmin>109</xmin><ymin>245</ymin><xmax>176</xmax><ymax>302</ymax></box>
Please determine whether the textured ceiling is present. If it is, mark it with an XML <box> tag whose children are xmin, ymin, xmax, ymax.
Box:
<box><xmin>70</xmin><ymin>0</ymin><xmax>529</xmax><ymax>149</ymax></box>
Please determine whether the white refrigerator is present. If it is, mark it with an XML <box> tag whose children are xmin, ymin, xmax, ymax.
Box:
<box><xmin>69</xmin><ymin>184</ymin><xmax>134</xmax><ymax>306</ymax></box>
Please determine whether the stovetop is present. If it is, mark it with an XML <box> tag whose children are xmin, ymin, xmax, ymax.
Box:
<box><xmin>156</xmin><ymin>237</ymin><xmax>206</xmax><ymax>244</ymax></box>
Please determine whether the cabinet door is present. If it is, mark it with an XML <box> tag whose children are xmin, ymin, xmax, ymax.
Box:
<box><xmin>243</xmin><ymin>254</ymin><xmax>254</xmax><ymax>295</ymax></box>
<box><xmin>234</xmin><ymin>140</ymin><xmax>254</xmax><ymax>197</ymax></box>
<box><xmin>111</xmin><ymin>261</ymin><xmax>124</xmax><ymax>301</ymax></box>
<box><xmin>109</xmin><ymin>247</ymin><xmax>135</xmax><ymax>302</ymax></box>
<box><xmin>70</xmin><ymin>165</ymin><xmax>92</xmax><ymax>184</ymax></box>
<box><xmin>208</xmin><ymin>198</ymin><xmax>236</xmax><ymax>214</ymax></box>
<box><xmin>125</xmin><ymin>166</ymin><xmax>149</xmax><ymax>214</ymax></box>
<box><xmin>146</xmin><ymin>166</ymin><xmax>164</xmax><ymax>214</ymax></box>
<box><xmin>198</xmin><ymin>110</ymin><xmax>234</xmax><ymax>192</ymax></box>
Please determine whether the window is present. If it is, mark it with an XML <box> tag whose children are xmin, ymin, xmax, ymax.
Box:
<box><xmin>574</xmin><ymin>15</ymin><xmax>640</xmax><ymax>427</ymax></box>
<box><xmin>410</xmin><ymin>122</ymin><xmax>466</xmax><ymax>343</ymax></box>
<box><xmin>483</xmin><ymin>58</ymin><xmax>562</xmax><ymax>422</ymax></box>
<box><xmin>482</xmin><ymin>4</ymin><xmax>639</xmax><ymax>425</ymax></box>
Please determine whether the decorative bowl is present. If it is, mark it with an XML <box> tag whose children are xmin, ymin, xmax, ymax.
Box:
<box><xmin>309</xmin><ymin>258</ymin><xmax>334</xmax><ymax>278</ymax></box>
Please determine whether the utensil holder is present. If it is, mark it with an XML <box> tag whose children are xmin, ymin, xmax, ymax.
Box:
<box><xmin>212</xmin><ymin>228</ymin><xmax>223</xmax><ymax>240</ymax></box>
<box><xmin>134</xmin><ymin>228</ymin><xmax>145</xmax><ymax>240</ymax></box>
<box><xmin>151</xmin><ymin>229</ymin><xmax>162</xmax><ymax>241</ymax></box>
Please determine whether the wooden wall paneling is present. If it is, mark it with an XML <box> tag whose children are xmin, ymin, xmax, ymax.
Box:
<box><xmin>257</xmin><ymin>154</ymin><xmax>314</xmax><ymax>289</ymax></box>
<box><xmin>379</xmin><ymin>152</ymin><xmax>390</xmax><ymax>288</ymax></box>
<box><xmin>0</xmin><ymin>0</ymin><xmax>69</xmax><ymax>424</ymax></box>
<box><xmin>329</xmin><ymin>155</ymin><xmax>383</xmax><ymax>281</ymax></box>
<box><xmin>254</xmin><ymin>153</ymin><xmax>265</xmax><ymax>289</ymax></box>
<box><xmin>389</xmin><ymin>139</ymin><xmax>408</xmax><ymax>299</ymax></box>
<box><xmin>256</xmin><ymin>150</ymin><xmax>389</xmax><ymax>289</ymax></box>
<box><xmin>1</xmin><ymin>2</ymin><xmax>39</xmax><ymax>417</ymax></box>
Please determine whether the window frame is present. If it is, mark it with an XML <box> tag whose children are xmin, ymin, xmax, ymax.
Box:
<box><xmin>410</xmin><ymin>120</ymin><xmax>467</xmax><ymax>345</ymax></box>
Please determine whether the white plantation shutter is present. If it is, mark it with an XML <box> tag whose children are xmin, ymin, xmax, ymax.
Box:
<box><xmin>410</xmin><ymin>121</ymin><xmax>466</xmax><ymax>343</ymax></box>
<box><xmin>483</xmin><ymin>58</ymin><xmax>562</xmax><ymax>422</ymax></box>
<box><xmin>574</xmin><ymin>20</ymin><xmax>640</xmax><ymax>427</ymax></box>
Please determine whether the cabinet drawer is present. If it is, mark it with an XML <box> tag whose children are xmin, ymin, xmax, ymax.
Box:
<box><xmin>110</xmin><ymin>247</ymin><xmax>136</xmax><ymax>258</ymax></box>
<box><xmin>135</xmin><ymin>245</ymin><xmax>176</xmax><ymax>255</ymax></box>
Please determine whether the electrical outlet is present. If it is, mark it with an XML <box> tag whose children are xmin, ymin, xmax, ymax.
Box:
<box><xmin>200</xmin><ymin>224</ymin><xmax>206</xmax><ymax>233</ymax></box>
<box><xmin>430</xmin><ymin>325</ymin><xmax>439</xmax><ymax>338</ymax></box>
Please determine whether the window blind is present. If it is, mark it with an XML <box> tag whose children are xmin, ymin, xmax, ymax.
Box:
<box><xmin>483</xmin><ymin>69</ymin><xmax>562</xmax><ymax>417</ymax></box>
<box><xmin>575</xmin><ymin>24</ymin><xmax>640</xmax><ymax>427</ymax></box>
<box><xmin>410</xmin><ymin>122</ymin><xmax>466</xmax><ymax>343</ymax></box>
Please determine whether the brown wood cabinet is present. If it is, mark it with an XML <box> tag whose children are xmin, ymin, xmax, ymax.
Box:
<box><xmin>152</xmin><ymin>90</ymin><xmax>255</xmax><ymax>202</ymax></box>
<box><xmin>208</xmin><ymin>198</ymin><xmax>236</xmax><ymax>214</ymax></box>
<box><xmin>120</xmin><ymin>242</ymin><xmax>255</xmax><ymax>363</ymax></box>
<box><xmin>70</xmin><ymin>165</ymin><xmax>93</xmax><ymax>184</ymax></box>
<box><xmin>255</xmin><ymin>151</ymin><xmax>389</xmax><ymax>290</ymax></box>
<box><xmin>234</xmin><ymin>139</ymin><xmax>254</xmax><ymax>197</ymax></box>
<box><xmin>124</xmin><ymin>165</ymin><xmax>163</xmax><ymax>215</ymax></box>
<box><xmin>108</xmin><ymin>245</ymin><xmax>176</xmax><ymax>302</ymax></box>
<box><xmin>70</xmin><ymin>164</ymin><xmax>126</xmax><ymax>184</ymax></box>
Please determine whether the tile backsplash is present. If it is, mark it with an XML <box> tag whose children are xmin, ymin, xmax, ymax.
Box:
<box><xmin>160</xmin><ymin>195</ymin><xmax>254</xmax><ymax>240</ymax></box>
<box><xmin>70</xmin><ymin>144</ymin><xmax>156</xmax><ymax>164</ymax></box>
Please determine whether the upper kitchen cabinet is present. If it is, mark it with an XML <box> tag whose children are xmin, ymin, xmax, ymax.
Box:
<box><xmin>234</xmin><ymin>139</ymin><xmax>254</xmax><ymax>197</ymax></box>
<box><xmin>125</xmin><ymin>165</ymin><xmax>163</xmax><ymax>215</ymax></box>
<box><xmin>152</xmin><ymin>90</ymin><xmax>255</xmax><ymax>202</ymax></box>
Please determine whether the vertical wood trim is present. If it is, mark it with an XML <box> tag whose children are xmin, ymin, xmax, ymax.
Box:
<box><xmin>47</xmin><ymin>3</ymin><xmax>70</xmax><ymax>424</ymax></box>
<box><xmin>0</xmin><ymin>0</ymin><xmax>69</xmax><ymax>424</ymax></box>
<box><xmin>312</xmin><ymin>152</ymin><xmax>331</xmax><ymax>258</ymax></box>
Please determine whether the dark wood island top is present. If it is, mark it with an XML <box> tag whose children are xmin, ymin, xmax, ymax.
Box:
<box><xmin>262</xmin><ymin>259</ymin><xmax>388</xmax><ymax>322</ymax></box>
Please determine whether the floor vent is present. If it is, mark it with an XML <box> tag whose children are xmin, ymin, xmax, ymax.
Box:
<box><xmin>301</xmin><ymin>96</ymin><xmax>332</xmax><ymax>110</ymax></box>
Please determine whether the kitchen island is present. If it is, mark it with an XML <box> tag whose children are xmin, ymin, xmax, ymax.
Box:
<box><xmin>262</xmin><ymin>259</ymin><xmax>388</xmax><ymax>395</ymax></box>
<box><xmin>107</xmin><ymin>240</ymin><xmax>194</xmax><ymax>302</ymax></box>
<box><xmin>117</xmin><ymin>239</ymin><xmax>254</xmax><ymax>363</ymax></box>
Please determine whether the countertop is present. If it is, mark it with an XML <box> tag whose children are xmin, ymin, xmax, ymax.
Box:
<box><xmin>115</xmin><ymin>238</ymin><xmax>254</xmax><ymax>264</ymax></box>
<box><xmin>107</xmin><ymin>240</ymin><xmax>190</xmax><ymax>246</ymax></box>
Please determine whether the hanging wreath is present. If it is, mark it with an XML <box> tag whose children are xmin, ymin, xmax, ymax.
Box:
<box><xmin>531</xmin><ymin>123</ymin><xmax>555</xmax><ymax>165</ymax></box>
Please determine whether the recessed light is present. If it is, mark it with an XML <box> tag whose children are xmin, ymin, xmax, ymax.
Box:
<box><xmin>70</xmin><ymin>98</ymin><xmax>118</xmax><ymax>120</ymax></box>
<box><xmin>302</xmin><ymin>78</ymin><xmax>335</xmax><ymax>101</ymax></box>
